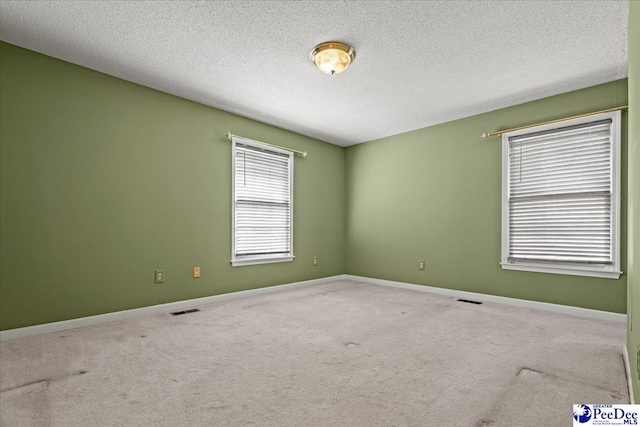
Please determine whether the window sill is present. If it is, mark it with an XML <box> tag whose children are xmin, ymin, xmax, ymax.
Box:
<box><xmin>231</xmin><ymin>255</ymin><xmax>295</xmax><ymax>267</ymax></box>
<box><xmin>500</xmin><ymin>262</ymin><xmax>621</xmax><ymax>279</ymax></box>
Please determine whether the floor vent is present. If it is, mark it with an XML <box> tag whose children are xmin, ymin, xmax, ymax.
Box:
<box><xmin>457</xmin><ymin>299</ymin><xmax>482</xmax><ymax>305</ymax></box>
<box><xmin>170</xmin><ymin>308</ymin><xmax>201</xmax><ymax>316</ymax></box>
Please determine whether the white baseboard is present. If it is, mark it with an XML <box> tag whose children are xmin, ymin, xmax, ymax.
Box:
<box><xmin>0</xmin><ymin>275</ymin><xmax>345</xmax><ymax>342</ymax></box>
<box><xmin>2</xmin><ymin>273</ymin><xmax>625</xmax><ymax>342</ymax></box>
<box><xmin>344</xmin><ymin>274</ymin><xmax>626</xmax><ymax>323</ymax></box>
<box><xmin>625</xmin><ymin>345</ymin><xmax>636</xmax><ymax>404</ymax></box>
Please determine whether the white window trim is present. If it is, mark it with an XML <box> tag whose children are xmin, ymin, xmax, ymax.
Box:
<box><xmin>500</xmin><ymin>110</ymin><xmax>622</xmax><ymax>279</ymax></box>
<box><xmin>231</xmin><ymin>136</ymin><xmax>294</xmax><ymax>267</ymax></box>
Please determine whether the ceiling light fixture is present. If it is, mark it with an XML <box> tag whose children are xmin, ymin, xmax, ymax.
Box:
<box><xmin>310</xmin><ymin>41</ymin><xmax>356</xmax><ymax>75</ymax></box>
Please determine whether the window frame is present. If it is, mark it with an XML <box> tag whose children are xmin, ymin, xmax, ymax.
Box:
<box><xmin>231</xmin><ymin>136</ymin><xmax>294</xmax><ymax>267</ymax></box>
<box><xmin>500</xmin><ymin>110</ymin><xmax>622</xmax><ymax>279</ymax></box>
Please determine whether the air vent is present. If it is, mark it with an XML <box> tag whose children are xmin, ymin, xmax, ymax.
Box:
<box><xmin>170</xmin><ymin>308</ymin><xmax>201</xmax><ymax>316</ymax></box>
<box><xmin>457</xmin><ymin>299</ymin><xmax>482</xmax><ymax>305</ymax></box>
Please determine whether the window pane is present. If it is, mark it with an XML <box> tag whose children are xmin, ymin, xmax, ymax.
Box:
<box><xmin>507</xmin><ymin>120</ymin><xmax>613</xmax><ymax>265</ymax></box>
<box><xmin>234</xmin><ymin>142</ymin><xmax>292</xmax><ymax>258</ymax></box>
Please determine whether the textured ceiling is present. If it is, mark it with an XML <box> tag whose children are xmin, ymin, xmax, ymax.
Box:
<box><xmin>0</xmin><ymin>1</ymin><xmax>629</xmax><ymax>146</ymax></box>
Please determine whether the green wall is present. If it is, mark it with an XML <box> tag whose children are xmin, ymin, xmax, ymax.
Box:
<box><xmin>627</xmin><ymin>0</ymin><xmax>640</xmax><ymax>400</ymax></box>
<box><xmin>0</xmin><ymin>42</ymin><xmax>345</xmax><ymax>330</ymax></box>
<box><xmin>1</xmin><ymin>38</ymin><xmax>633</xmax><ymax>331</ymax></box>
<box><xmin>345</xmin><ymin>80</ymin><xmax>628</xmax><ymax>314</ymax></box>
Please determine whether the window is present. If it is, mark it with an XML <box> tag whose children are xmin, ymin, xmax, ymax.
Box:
<box><xmin>501</xmin><ymin>111</ymin><xmax>621</xmax><ymax>279</ymax></box>
<box><xmin>232</xmin><ymin>136</ymin><xmax>294</xmax><ymax>266</ymax></box>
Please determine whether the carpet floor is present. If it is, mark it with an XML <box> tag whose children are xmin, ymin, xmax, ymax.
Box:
<box><xmin>0</xmin><ymin>280</ymin><xmax>628</xmax><ymax>426</ymax></box>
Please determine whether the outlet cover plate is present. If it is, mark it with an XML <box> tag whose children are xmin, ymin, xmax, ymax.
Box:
<box><xmin>155</xmin><ymin>269</ymin><xmax>165</xmax><ymax>283</ymax></box>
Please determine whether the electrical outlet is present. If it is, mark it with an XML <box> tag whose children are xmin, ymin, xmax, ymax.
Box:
<box><xmin>193</xmin><ymin>266</ymin><xmax>201</xmax><ymax>278</ymax></box>
<box><xmin>418</xmin><ymin>261</ymin><xmax>425</xmax><ymax>271</ymax></box>
<box><xmin>155</xmin><ymin>269</ymin><xmax>165</xmax><ymax>283</ymax></box>
<box><xmin>312</xmin><ymin>256</ymin><xmax>318</xmax><ymax>266</ymax></box>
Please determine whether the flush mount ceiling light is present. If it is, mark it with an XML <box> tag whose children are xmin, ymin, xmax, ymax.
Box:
<box><xmin>310</xmin><ymin>41</ymin><xmax>356</xmax><ymax>75</ymax></box>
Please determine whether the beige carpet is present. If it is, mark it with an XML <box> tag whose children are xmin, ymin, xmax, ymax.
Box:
<box><xmin>0</xmin><ymin>280</ymin><xmax>628</xmax><ymax>426</ymax></box>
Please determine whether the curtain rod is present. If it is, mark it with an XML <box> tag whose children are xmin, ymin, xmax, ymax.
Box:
<box><xmin>225</xmin><ymin>132</ymin><xmax>307</xmax><ymax>157</ymax></box>
<box><xmin>481</xmin><ymin>105</ymin><xmax>628</xmax><ymax>139</ymax></box>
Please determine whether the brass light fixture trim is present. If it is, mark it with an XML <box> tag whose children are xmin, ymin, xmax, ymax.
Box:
<box><xmin>310</xmin><ymin>41</ymin><xmax>356</xmax><ymax>75</ymax></box>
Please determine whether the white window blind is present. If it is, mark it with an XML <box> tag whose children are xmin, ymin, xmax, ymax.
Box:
<box><xmin>502</xmin><ymin>111</ymin><xmax>621</xmax><ymax>279</ymax></box>
<box><xmin>232</xmin><ymin>138</ymin><xmax>293</xmax><ymax>266</ymax></box>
